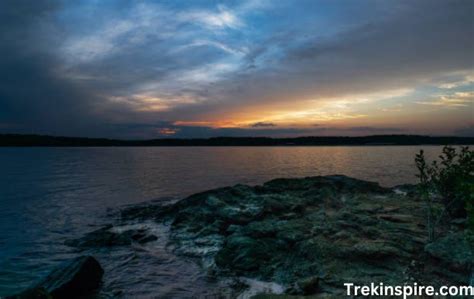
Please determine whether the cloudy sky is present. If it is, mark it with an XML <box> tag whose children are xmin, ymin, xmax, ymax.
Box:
<box><xmin>1</xmin><ymin>0</ymin><xmax>473</xmax><ymax>138</ymax></box>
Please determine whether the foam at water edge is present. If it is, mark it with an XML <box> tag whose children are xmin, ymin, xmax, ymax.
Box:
<box><xmin>237</xmin><ymin>277</ymin><xmax>285</xmax><ymax>299</ymax></box>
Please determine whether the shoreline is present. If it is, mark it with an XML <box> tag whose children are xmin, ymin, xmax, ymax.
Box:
<box><xmin>1</xmin><ymin>134</ymin><xmax>473</xmax><ymax>147</ymax></box>
<box><xmin>77</xmin><ymin>175</ymin><xmax>474</xmax><ymax>297</ymax></box>
<box><xmin>7</xmin><ymin>175</ymin><xmax>472</xmax><ymax>298</ymax></box>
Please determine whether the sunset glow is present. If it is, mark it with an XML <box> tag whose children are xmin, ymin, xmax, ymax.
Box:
<box><xmin>1</xmin><ymin>0</ymin><xmax>472</xmax><ymax>138</ymax></box>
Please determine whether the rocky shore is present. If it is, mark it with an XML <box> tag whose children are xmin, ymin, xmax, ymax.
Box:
<box><xmin>10</xmin><ymin>175</ymin><xmax>472</xmax><ymax>298</ymax></box>
<box><xmin>119</xmin><ymin>175</ymin><xmax>472</xmax><ymax>297</ymax></box>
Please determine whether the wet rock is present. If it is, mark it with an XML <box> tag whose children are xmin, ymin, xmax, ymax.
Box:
<box><xmin>134</xmin><ymin>234</ymin><xmax>158</xmax><ymax>244</ymax></box>
<box><xmin>120</xmin><ymin>204</ymin><xmax>164</xmax><ymax>221</ymax></box>
<box><xmin>65</xmin><ymin>225</ymin><xmax>157</xmax><ymax>248</ymax></box>
<box><xmin>295</xmin><ymin>276</ymin><xmax>319</xmax><ymax>295</ymax></box>
<box><xmin>40</xmin><ymin>256</ymin><xmax>103</xmax><ymax>298</ymax></box>
<box><xmin>7</xmin><ymin>256</ymin><xmax>103</xmax><ymax>299</ymax></box>
<box><xmin>392</xmin><ymin>184</ymin><xmax>418</xmax><ymax>197</ymax></box>
<box><xmin>425</xmin><ymin>232</ymin><xmax>473</xmax><ymax>271</ymax></box>
<box><xmin>129</xmin><ymin>174</ymin><xmax>469</xmax><ymax>296</ymax></box>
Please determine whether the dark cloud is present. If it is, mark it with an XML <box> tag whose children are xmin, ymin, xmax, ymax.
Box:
<box><xmin>0</xmin><ymin>0</ymin><xmax>107</xmax><ymax>136</ymax></box>
<box><xmin>110</xmin><ymin>122</ymin><xmax>407</xmax><ymax>139</ymax></box>
<box><xmin>344</xmin><ymin>127</ymin><xmax>405</xmax><ymax>133</ymax></box>
<box><xmin>0</xmin><ymin>0</ymin><xmax>169</xmax><ymax>137</ymax></box>
<box><xmin>250</xmin><ymin>122</ymin><xmax>276</xmax><ymax>128</ymax></box>
<box><xmin>109</xmin><ymin>122</ymin><xmax>306</xmax><ymax>139</ymax></box>
<box><xmin>169</xmin><ymin>125</ymin><xmax>407</xmax><ymax>138</ymax></box>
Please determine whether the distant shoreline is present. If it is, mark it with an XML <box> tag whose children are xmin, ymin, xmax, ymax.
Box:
<box><xmin>1</xmin><ymin>134</ymin><xmax>473</xmax><ymax>147</ymax></box>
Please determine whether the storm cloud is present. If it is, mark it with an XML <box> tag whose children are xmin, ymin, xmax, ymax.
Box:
<box><xmin>0</xmin><ymin>0</ymin><xmax>99</xmax><ymax>135</ymax></box>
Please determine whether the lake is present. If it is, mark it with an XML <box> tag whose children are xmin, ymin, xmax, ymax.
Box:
<box><xmin>0</xmin><ymin>146</ymin><xmax>447</xmax><ymax>297</ymax></box>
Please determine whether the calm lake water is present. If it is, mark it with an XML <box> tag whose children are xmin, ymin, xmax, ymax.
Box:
<box><xmin>0</xmin><ymin>146</ymin><xmax>448</xmax><ymax>297</ymax></box>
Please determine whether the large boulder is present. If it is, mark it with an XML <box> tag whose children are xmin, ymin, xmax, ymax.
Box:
<box><xmin>7</xmin><ymin>256</ymin><xmax>104</xmax><ymax>299</ymax></box>
<box><xmin>39</xmin><ymin>256</ymin><xmax>104</xmax><ymax>298</ymax></box>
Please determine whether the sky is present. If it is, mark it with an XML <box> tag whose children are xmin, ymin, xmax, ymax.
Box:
<box><xmin>0</xmin><ymin>0</ymin><xmax>473</xmax><ymax>139</ymax></box>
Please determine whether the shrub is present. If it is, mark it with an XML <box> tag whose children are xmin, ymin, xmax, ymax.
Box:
<box><xmin>415</xmin><ymin>146</ymin><xmax>473</xmax><ymax>241</ymax></box>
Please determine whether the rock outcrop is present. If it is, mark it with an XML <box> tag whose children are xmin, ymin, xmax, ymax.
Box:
<box><xmin>34</xmin><ymin>175</ymin><xmax>471</xmax><ymax>298</ymax></box>
<box><xmin>7</xmin><ymin>256</ymin><xmax>104</xmax><ymax>299</ymax></box>
<box><xmin>143</xmin><ymin>175</ymin><xmax>472</xmax><ymax>296</ymax></box>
